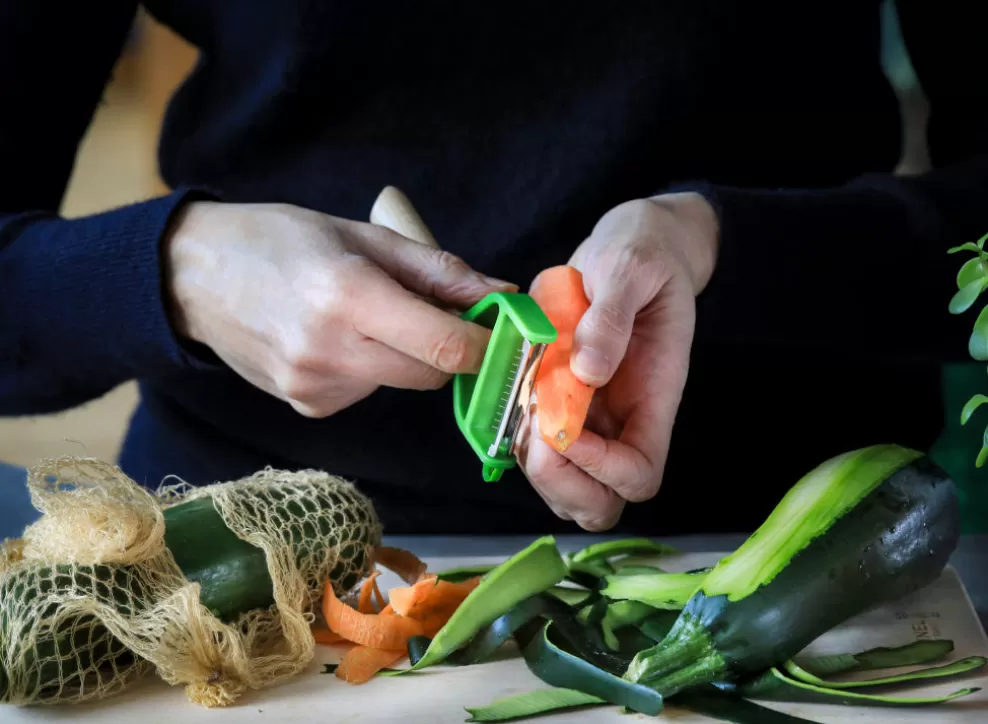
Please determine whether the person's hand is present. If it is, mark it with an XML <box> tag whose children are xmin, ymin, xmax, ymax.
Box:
<box><xmin>164</xmin><ymin>200</ymin><xmax>515</xmax><ymax>417</ymax></box>
<box><xmin>515</xmin><ymin>192</ymin><xmax>719</xmax><ymax>530</ymax></box>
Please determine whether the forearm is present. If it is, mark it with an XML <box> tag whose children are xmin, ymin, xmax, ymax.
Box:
<box><xmin>0</xmin><ymin>189</ymin><xmax>221</xmax><ymax>414</ymax></box>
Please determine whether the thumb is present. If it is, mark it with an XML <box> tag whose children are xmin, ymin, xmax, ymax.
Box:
<box><xmin>358</xmin><ymin>223</ymin><xmax>517</xmax><ymax>307</ymax></box>
<box><xmin>571</xmin><ymin>273</ymin><xmax>651</xmax><ymax>387</ymax></box>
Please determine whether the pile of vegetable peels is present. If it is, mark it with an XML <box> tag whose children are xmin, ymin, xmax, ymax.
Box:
<box><xmin>312</xmin><ymin>444</ymin><xmax>987</xmax><ymax>722</ymax></box>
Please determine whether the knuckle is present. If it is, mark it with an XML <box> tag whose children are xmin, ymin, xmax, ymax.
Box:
<box><xmin>276</xmin><ymin>363</ymin><xmax>320</xmax><ymax>405</ymax></box>
<box><xmin>432</xmin><ymin>249</ymin><xmax>470</xmax><ymax>277</ymax></box>
<box><xmin>577</xmin><ymin>515</ymin><xmax>616</xmax><ymax>533</ymax></box>
<box><xmin>428</xmin><ymin>330</ymin><xmax>471</xmax><ymax>372</ymax></box>
<box><xmin>589</xmin><ymin>301</ymin><xmax>631</xmax><ymax>340</ymax></box>
<box><xmin>618</xmin><ymin>472</ymin><xmax>659</xmax><ymax>503</ymax></box>
<box><xmin>289</xmin><ymin>399</ymin><xmax>326</xmax><ymax>418</ymax></box>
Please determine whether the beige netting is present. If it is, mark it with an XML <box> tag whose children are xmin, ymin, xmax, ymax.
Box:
<box><xmin>0</xmin><ymin>456</ymin><xmax>382</xmax><ymax>708</ymax></box>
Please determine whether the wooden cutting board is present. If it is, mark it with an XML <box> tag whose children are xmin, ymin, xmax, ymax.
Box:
<box><xmin>3</xmin><ymin>552</ymin><xmax>986</xmax><ymax>724</ymax></box>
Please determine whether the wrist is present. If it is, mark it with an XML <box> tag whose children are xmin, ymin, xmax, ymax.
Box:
<box><xmin>162</xmin><ymin>199</ymin><xmax>217</xmax><ymax>345</ymax></box>
<box><xmin>648</xmin><ymin>191</ymin><xmax>720</xmax><ymax>294</ymax></box>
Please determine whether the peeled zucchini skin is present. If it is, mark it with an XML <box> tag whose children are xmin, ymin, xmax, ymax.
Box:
<box><xmin>686</xmin><ymin>457</ymin><xmax>960</xmax><ymax>678</ymax></box>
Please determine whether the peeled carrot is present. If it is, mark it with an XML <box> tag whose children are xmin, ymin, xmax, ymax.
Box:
<box><xmin>528</xmin><ymin>265</ymin><xmax>594</xmax><ymax>453</ymax></box>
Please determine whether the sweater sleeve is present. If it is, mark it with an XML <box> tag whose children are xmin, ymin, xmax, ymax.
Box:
<box><xmin>0</xmin><ymin>1</ymin><xmax>221</xmax><ymax>415</ymax></box>
<box><xmin>675</xmin><ymin>0</ymin><xmax>987</xmax><ymax>368</ymax></box>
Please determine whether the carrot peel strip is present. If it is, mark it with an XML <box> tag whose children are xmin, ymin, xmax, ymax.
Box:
<box><xmin>358</xmin><ymin>570</ymin><xmax>382</xmax><ymax>614</ymax></box>
<box><xmin>336</xmin><ymin>646</ymin><xmax>406</xmax><ymax>684</ymax></box>
<box><xmin>388</xmin><ymin>573</ymin><xmax>439</xmax><ymax>616</ymax></box>
<box><xmin>374</xmin><ymin>545</ymin><xmax>428</xmax><ymax>585</ymax></box>
<box><xmin>322</xmin><ymin>580</ymin><xmax>424</xmax><ymax>650</ymax></box>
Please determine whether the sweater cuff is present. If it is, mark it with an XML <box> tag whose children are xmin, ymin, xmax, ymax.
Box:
<box><xmin>22</xmin><ymin>186</ymin><xmax>226</xmax><ymax>381</ymax></box>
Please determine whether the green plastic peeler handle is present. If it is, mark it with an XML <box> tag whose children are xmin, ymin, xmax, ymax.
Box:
<box><xmin>453</xmin><ymin>292</ymin><xmax>557</xmax><ymax>482</ymax></box>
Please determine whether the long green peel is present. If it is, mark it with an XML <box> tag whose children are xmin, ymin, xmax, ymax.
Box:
<box><xmin>384</xmin><ymin>536</ymin><xmax>568</xmax><ymax>675</ymax></box>
<box><xmin>520</xmin><ymin>621</ymin><xmax>664</xmax><ymax>716</ymax></box>
<box><xmin>570</xmin><ymin>538</ymin><xmax>677</xmax><ymax>564</ymax></box>
<box><xmin>740</xmin><ymin>667</ymin><xmax>982</xmax><ymax>706</ymax></box>
<box><xmin>795</xmin><ymin>639</ymin><xmax>956</xmax><ymax>677</ymax></box>
<box><xmin>600</xmin><ymin>570</ymin><xmax>706</xmax><ymax>609</ymax></box>
<box><xmin>701</xmin><ymin>444</ymin><xmax>924</xmax><ymax>601</ymax></box>
<box><xmin>464</xmin><ymin>688</ymin><xmax>605</xmax><ymax>722</ymax></box>
<box><xmin>783</xmin><ymin>655</ymin><xmax>988</xmax><ymax>690</ymax></box>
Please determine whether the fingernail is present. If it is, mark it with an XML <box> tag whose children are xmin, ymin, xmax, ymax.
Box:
<box><xmin>482</xmin><ymin>275</ymin><xmax>518</xmax><ymax>290</ymax></box>
<box><xmin>573</xmin><ymin>346</ymin><xmax>610</xmax><ymax>383</ymax></box>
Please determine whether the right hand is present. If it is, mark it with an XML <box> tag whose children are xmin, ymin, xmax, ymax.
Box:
<box><xmin>164</xmin><ymin>200</ymin><xmax>514</xmax><ymax>417</ymax></box>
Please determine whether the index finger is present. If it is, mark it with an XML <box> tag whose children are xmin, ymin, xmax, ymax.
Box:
<box><xmin>350</xmin><ymin>264</ymin><xmax>492</xmax><ymax>374</ymax></box>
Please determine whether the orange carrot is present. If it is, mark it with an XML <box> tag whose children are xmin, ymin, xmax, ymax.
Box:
<box><xmin>321</xmin><ymin>580</ymin><xmax>424</xmax><ymax>650</ymax></box>
<box><xmin>374</xmin><ymin>545</ymin><xmax>428</xmax><ymax>584</ymax></box>
<box><xmin>528</xmin><ymin>265</ymin><xmax>594</xmax><ymax>452</ymax></box>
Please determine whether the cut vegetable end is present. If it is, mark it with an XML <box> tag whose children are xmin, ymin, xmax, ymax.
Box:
<box><xmin>701</xmin><ymin>444</ymin><xmax>924</xmax><ymax>601</ymax></box>
<box><xmin>624</xmin><ymin>613</ymin><xmax>725</xmax><ymax>691</ymax></box>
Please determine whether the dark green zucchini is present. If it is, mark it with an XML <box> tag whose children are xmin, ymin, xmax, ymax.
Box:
<box><xmin>0</xmin><ymin>489</ymin><xmax>379</xmax><ymax>704</ymax></box>
<box><xmin>623</xmin><ymin>445</ymin><xmax>962</xmax><ymax>697</ymax></box>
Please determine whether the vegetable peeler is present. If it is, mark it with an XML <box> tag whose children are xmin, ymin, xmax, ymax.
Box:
<box><xmin>370</xmin><ymin>186</ymin><xmax>557</xmax><ymax>481</ymax></box>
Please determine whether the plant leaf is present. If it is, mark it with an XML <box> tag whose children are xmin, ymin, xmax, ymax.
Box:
<box><xmin>958</xmin><ymin>257</ymin><xmax>987</xmax><ymax>289</ymax></box>
<box><xmin>948</xmin><ymin>242</ymin><xmax>982</xmax><ymax>255</ymax></box>
<box><xmin>978</xmin><ymin>438</ymin><xmax>988</xmax><ymax>469</ymax></box>
<box><xmin>978</xmin><ymin>231</ymin><xmax>988</xmax><ymax>250</ymax></box>
<box><xmin>961</xmin><ymin>394</ymin><xmax>988</xmax><ymax>425</ymax></box>
<box><xmin>968</xmin><ymin>305</ymin><xmax>988</xmax><ymax>361</ymax></box>
<box><xmin>949</xmin><ymin>278</ymin><xmax>988</xmax><ymax>314</ymax></box>
<box><xmin>464</xmin><ymin>688</ymin><xmax>605</xmax><ymax>722</ymax></box>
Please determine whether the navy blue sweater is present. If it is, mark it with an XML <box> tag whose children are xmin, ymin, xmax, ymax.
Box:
<box><xmin>1</xmin><ymin>1</ymin><xmax>986</xmax><ymax>534</ymax></box>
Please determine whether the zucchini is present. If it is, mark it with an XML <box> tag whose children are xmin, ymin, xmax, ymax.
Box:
<box><xmin>624</xmin><ymin>445</ymin><xmax>962</xmax><ymax>697</ymax></box>
<box><xmin>0</xmin><ymin>481</ymin><xmax>381</xmax><ymax>704</ymax></box>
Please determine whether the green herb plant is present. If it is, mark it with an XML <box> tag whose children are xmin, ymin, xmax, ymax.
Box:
<box><xmin>947</xmin><ymin>231</ymin><xmax>988</xmax><ymax>467</ymax></box>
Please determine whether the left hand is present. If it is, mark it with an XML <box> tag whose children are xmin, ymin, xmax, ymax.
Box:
<box><xmin>515</xmin><ymin>192</ymin><xmax>720</xmax><ymax>530</ymax></box>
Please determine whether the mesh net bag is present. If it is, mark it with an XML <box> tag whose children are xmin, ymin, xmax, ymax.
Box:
<box><xmin>0</xmin><ymin>456</ymin><xmax>382</xmax><ymax>708</ymax></box>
